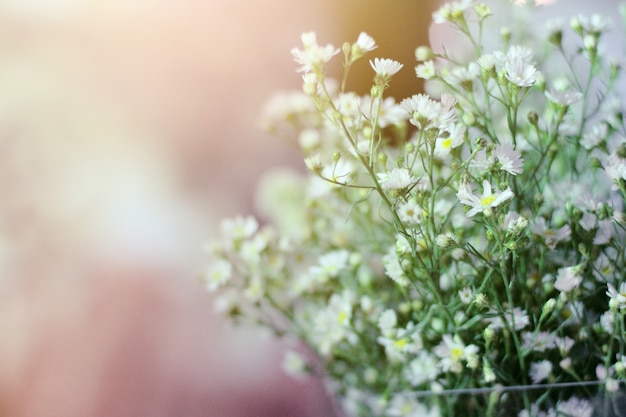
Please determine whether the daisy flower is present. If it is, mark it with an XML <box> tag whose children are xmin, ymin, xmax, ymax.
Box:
<box><xmin>457</xmin><ymin>180</ymin><xmax>514</xmax><ymax>217</ymax></box>
<box><xmin>434</xmin><ymin>334</ymin><xmax>479</xmax><ymax>373</ymax></box>
<box><xmin>493</xmin><ymin>144</ymin><xmax>524</xmax><ymax>175</ymax></box>
<box><xmin>494</xmin><ymin>45</ymin><xmax>539</xmax><ymax>87</ymax></box>
<box><xmin>370</xmin><ymin>58</ymin><xmax>403</xmax><ymax>78</ymax></box>
<box><xmin>378</xmin><ymin>168</ymin><xmax>418</xmax><ymax>190</ymax></box>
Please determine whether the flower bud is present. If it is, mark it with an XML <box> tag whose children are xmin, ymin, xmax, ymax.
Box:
<box><xmin>570</xmin><ymin>16</ymin><xmax>583</xmax><ymax>35</ymax></box>
<box><xmin>500</xmin><ymin>27</ymin><xmax>511</xmax><ymax>43</ymax></box>
<box><xmin>483</xmin><ymin>327</ymin><xmax>495</xmax><ymax>344</ymax></box>
<box><xmin>589</xmin><ymin>156</ymin><xmax>604</xmax><ymax>169</ymax></box>
<box><xmin>415</xmin><ymin>46</ymin><xmax>434</xmax><ymax>61</ymax></box>
<box><xmin>542</xmin><ymin>298</ymin><xmax>556</xmax><ymax>318</ymax></box>
<box><xmin>483</xmin><ymin>358</ymin><xmax>496</xmax><ymax>383</ymax></box>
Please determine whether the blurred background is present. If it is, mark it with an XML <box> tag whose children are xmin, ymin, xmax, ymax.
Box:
<box><xmin>0</xmin><ymin>1</ymin><xmax>435</xmax><ymax>416</ymax></box>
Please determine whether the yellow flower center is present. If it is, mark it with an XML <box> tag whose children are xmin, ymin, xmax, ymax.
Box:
<box><xmin>337</xmin><ymin>311</ymin><xmax>348</xmax><ymax>324</ymax></box>
<box><xmin>394</xmin><ymin>338</ymin><xmax>408</xmax><ymax>349</ymax></box>
<box><xmin>451</xmin><ymin>346</ymin><xmax>464</xmax><ymax>361</ymax></box>
<box><xmin>442</xmin><ymin>138</ymin><xmax>453</xmax><ymax>149</ymax></box>
<box><xmin>481</xmin><ymin>195</ymin><xmax>496</xmax><ymax>206</ymax></box>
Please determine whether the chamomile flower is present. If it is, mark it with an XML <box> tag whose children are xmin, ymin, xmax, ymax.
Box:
<box><xmin>397</xmin><ymin>199</ymin><xmax>423</xmax><ymax>224</ymax></box>
<box><xmin>434</xmin><ymin>334</ymin><xmax>479</xmax><ymax>373</ymax></box>
<box><xmin>400</xmin><ymin>93</ymin><xmax>457</xmax><ymax>130</ymax></box>
<box><xmin>434</xmin><ymin>124</ymin><xmax>465</xmax><ymax>159</ymax></box>
<box><xmin>378</xmin><ymin>168</ymin><xmax>418</xmax><ymax>190</ymax></box>
<box><xmin>370</xmin><ymin>58</ymin><xmax>404</xmax><ymax>78</ymax></box>
<box><xmin>415</xmin><ymin>60</ymin><xmax>437</xmax><ymax>80</ymax></box>
<box><xmin>457</xmin><ymin>180</ymin><xmax>514</xmax><ymax>217</ymax></box>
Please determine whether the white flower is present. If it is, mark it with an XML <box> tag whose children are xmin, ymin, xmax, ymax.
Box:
<box><xmin>521</xmin><ymin>331</ymin><xmax>557</xmax><ymax>353</ymax></box>
<box><xmin>606</xmin><ymin>282</ymin><xmax>626</xmax><ymax>310</ymax></box>
<box><xmin>400</xmin><ymin>93</ymin><xmax>457</xmax><ymax>130</ymax></box>
<box><xmin>445</xmin><ymin>62</ymin><xmax>480</xmax><ymax>90</ymax></box>
<box><xmin>600</xmin><ymin>310</ymin><xmax>615</xmax><ymax>333</ymax></box>
<box><xmin>477</xmin><ymin>54</ymin><xmax>496</xmax><ymax>72</ymax></box>
<box><xmin>457</xmin><ymin>180</ymin><xmax>514</xmax><ymax>217</ymax></box>
<box><xmin>336</xmin><ymin>92</ymin><xmax>362</xmax><ymax>118</ymax></box>
<box><xmin>353</xmin><ymin>32</ymin><xmax>377</xmax><ymax>55</ymax></box>
<box><xmin>531</xmin><ymin>218</ymin><xmax>571</xmax><ymax>249</ymax></box>
<box><xmin>378</xmin><ymin>322</ymin><xmax>423</xmax><ymax>363</ymax></box>
<box><xmin>415</xmin><ymin>60</ymin><xmax>436</xmax><ymax>80</ymax></box>
<box><xmin>405</xmin><ymin>352</ymin><xmax>440</xmax><ymax>387</ymax></box>
<box><xmin>458</xmin><ymin>287</ymin><xmax>473</xmax><ymax>305</ymax></box>
<box><xmin>315</xmin><ymin>249</ymin><xmax>350</xmax><ymax>278</ymax></box>
<box><xmin>378</xmin><ymin>309</ymin><xmax>398</xmax><ymax>337</ymax></box>
<box><xmin>434</xmin><ymin>334</ymin><xmax>479</xmax><ymax>373</ymax></box>
<box><xmin>239</xmin><ymin>233</ymin><xmax>268</xmax><ymax>264</ymax></box>
<box><xmin>291</xmin><ymin>32</ymin><xmax>340</xmax><ymax>73</ymax></box>
<box><xmin>432</xmin><ymin>0</ymin><xmax>473</xmax><ymax>24</ymax></box>
<box><xmin>593</xmin><ymin>220</ymin><xmax>613</xmax><ymax>245</ymax></box>
<box><xmin>313</xmin><ymin>292</ymin><xmax>355</xmax><ymax>355</ymax></box>
<box><xmin>220</xmin><ymin>216</ymin><xmax>259</xmax><ymax>241</ymax></box>
<box><xmin>493</xmin><ymin>144</ymin><xmax>524</xmax><ymax>175</ymax></box>
<box><xmin>434</xmin><ymin>124</ymin><xmax>465</xmax><ymax>159</ymax></box>
<box><xmin>397</xmin><ymin>200</ymin><xmax>423</xmax><ymax>224</ymax></box>
<box><xmin>555</xmin><ymin>337</ymin><xmax>575</xmax><ymax>356</ymax></box>
<box><xmin>203</xmin><ymin>259</ymin><xmax>233</xmax><ymax>291</ymax></box>
<box><xmin>361</xmin><ymin>96</ymin><xmax>408</xmax><ymax>128</ymax></box>
<box><xmin>387</xmin><ymin>392</ymin><xmax>435</xmax><ymax>417</ymax></box>
<box><xmin>370</xmin><ymin>57</ymin><xmax>404</xmax><ymax>77</ymax></box>
<box><xmin>281</xmin><ymin>350</ymin><xmax>308</xmax><ymax>379</ymax></box>
<box><xmin>554</xmin><ymin>265</ymin><xmax>583</xmax><ymax>293</ymax></box>
<box><xmin>545</xmin><ymin>89</ymin><xmax>583</xmax><ymax>107</ymax></box>
<box><xmin>383</xmin><ymin>247</ymin><xmax>410</xmax><ymax>286</ymax></box>
<box><xmin>575</xmin><ymin>13</ymin><xmax>612</xmax><ymax>34</ymax></box>
<box><xmin>529</xmin><ymin>360</ymin><xmax>552</xmax><ymax>384</ymax></box>
<box><xmin>379</xmin><ymin>168</ymin><xmax>418</xmax><ymax>190</ymax></box>
<box><xmin>556</xmin><ymin>396</ymin><xmax>593</xmax><ymax>417</ymax></box>
<box><xmin>486</xmin><ymin>307</ymin><xmax>530</xmax><ymax>331</ymax></box>
<box><xmin>415</xmin><ymin>46</ymin><xmax>433</xmax><ymax>61</ymax></box>
<box><xmin>304</xmin><ymin>154</ymin><xmax>323</xmax><ymax>174</ymax></box>
<box><xmin>322</xmin><ymin>159</ymin><xmax>354</xmax><ymax>184</ymax></box>
<box><xmin>494</xmin><ymin>45</ymin><xmax>539</xmax><ymax>87</ymax></box>
<box><xmin>580</xmin><ymin>123</ymin><xmax>607</xmax><ymax>150</ymax></box>
<box><xmin>604</xmin><ymin>149</ymin><xmax>626</xmax><ymax>185</ymax></box>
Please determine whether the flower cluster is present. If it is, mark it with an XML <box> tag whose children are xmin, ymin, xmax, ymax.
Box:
<box><xmin>204</xmin><ymin>1</ymin><xmax>626</xmax><ymax>416</ymax></box>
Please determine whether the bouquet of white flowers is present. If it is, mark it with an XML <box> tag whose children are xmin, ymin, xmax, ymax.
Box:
<box><xmin>203</xmin><ymin>1</ymin><xmax>626</xmax><ymax>416</ymax></box>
